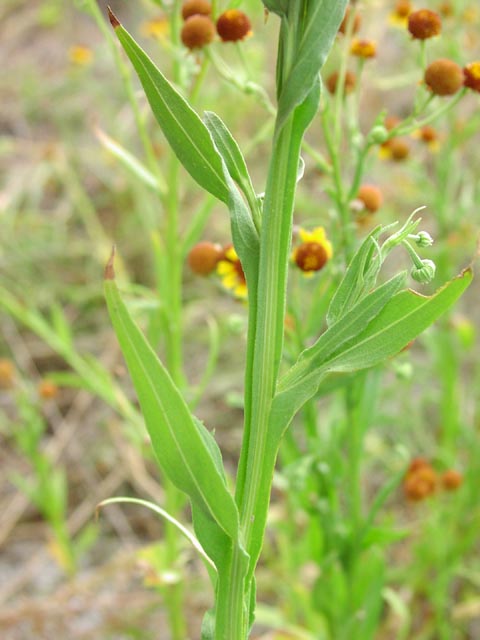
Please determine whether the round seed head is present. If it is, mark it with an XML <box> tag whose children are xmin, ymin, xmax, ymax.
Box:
<box><xmin>389</xmin><ymin>137</ymin><xmax>410</xmax><ymax>161</ymax></box>
<box><xmin>216</xmin><ymin>9</ymin><xmax>252</xmax><ymax>42</ymax></box>
<box><xmin>188</xmin><ymin>241</ymin><xmax>222</xmax><ymax>275</ymax></box>
<box><xmin>424</xmin><ymin>58</ymin><xmax>463</xmax><ymax>95</ymax></box>
<box><xmin>326</xmin><ymin>70</ymin><xmax>356</xmax><ymax>95</ymax></box>
<box><xmin>357</xmin><ymin>184</ymin><xmax>383</xmax><ymax>213</ymax></box>
<box><xmin>294</xmin><ymin>243</ymin><xmax>330</xmax><ymax>273</ymax></box>
<box><xmin>408</xmin><ymin>9</ymin><xmax>442</xmax><ymax>39</ymax></box>
<box><xmin>404</xmin><ymin>462</ymin><xmax>437</xmax><ymax>501</ymax></box>
<box><xmin>0</xmin><ymin>358</ymin><xmax>15</xmax><ymax>389</ymax></box>
<box><xmin>338</xmin><ymin>6</ymin><xmax>361</xmax><ymax>35</ymax></box>
<box><xmin>395</xmin><ymin>0</ymin><xmax>412</xmax><ymax>19</ymax></box>
<box><xmin>181</xmin><ymin>14</ymin><xmax>215</xmax><ymax>49</ymax></box>
<box><xmin>442</xmin><ymin>469</ymin><xmax>463</xmax><ymax>491</ymax></box>
<box><xmin>181</xmin><ymin>0</ymin><xmax>212</xmax><ymax>20</ymax></box>
<box><xmin>38</xmin><ymin>380</ymin><xmax>59</xmax><ymax>400</ymax></box>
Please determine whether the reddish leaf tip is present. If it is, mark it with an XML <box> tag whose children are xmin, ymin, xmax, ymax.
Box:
<box><xmin>104</xmin><ymin>246</ymin><xmax>116</xmax><ymax>280</ymax></box>
<box><xmin>107</xmin><ymin>7</ymin><xmax>120</xmax><ymax>28</ymax></box>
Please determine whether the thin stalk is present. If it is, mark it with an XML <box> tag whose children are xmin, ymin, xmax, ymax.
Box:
<box><xmin>85</xmin><ymin>0</ymin><xmax>165</xmax><ymax>191</ymax></box>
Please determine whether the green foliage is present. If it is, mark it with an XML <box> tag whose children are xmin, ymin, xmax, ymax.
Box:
<box><xmin>111</xmin><ymin>16</ymin><xmax>230</xmax><ymax>203</ymax></box>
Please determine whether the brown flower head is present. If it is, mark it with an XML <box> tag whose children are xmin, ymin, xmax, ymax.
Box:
<box><xmin>463</xmin><ymin>61</ymin><xmax>480</xmax><ymax>92</ymax></box>
<box><xmin>404</xmin><ymin>459</ymin><xmax>437</xmax><ymax>501</ymax></box>
<box><xmin>384</xmin><ymin>137</ymin><xmax>410</xmax><ymax>161</ymax></box>
<box><xmin>38</xmin><ymin>380</ymin><xmax>59</xmax><ymax>400</ymax></box>
<box><xmin>439</xmin><ymin>2</ymin><xmax>454</xmax><ymax>18</ymax></box>
<box><xmin>442</xmin><ymin>469</ymin><xmax>463</xmax><ymax>491</ymax></box>
<box><xmin>326</xmin><ymin>70</ymin><xmax>356</xmax><ymax>95</ymax></box>
<box><xmin>292</xmin><ymin>227</ymin><xmax>333</xmax><ymax>275</ymax></box>
<box><xmin>181</xmin><ymin>0</ymin><xmax>212</xmax><ymax>20</ymax></box>
<box><xmin>216</xmin><ymin>9</ymin><xmax>252</xmax><ymax>42</ymax></box>
<box><xmin>181</xmin><ymin>14</ymin><xmax>215</xmax><ymax>49</ymax></box>
<box><xmin>0</xmin><ymin>358</ymin><xmax>15</xmax><ymax>389</ymax></box>
<box><xmin>408</xmin><ymin>9</ymin><xmax>442</xmax><ymax>39</ymax></box>
<box><xmin>425</xmin><ymin>58</ymin><xmax>463</xmax><ymax>95</ymax></box>
<box><xmin>357</xmin><ymin>184</ymin><xmax>383</xmax><ymax>213</ymax></box>
<box><xmin>350</xmin><ymin>39</ymin><xmax>377</xmax><ymax>59</ymax></box>
<box><xmin>395</xmin><ymin>0</ymin><xmax>412</xmax><ymax>18</ymax></box>
<box><xmin>339</xmin><ymin>6</ymin><xmax>361</xmax><ymax>35</ymax></box>
<box><xmin>418</xmin><ymin>125</ymin><xmax>438</xmax><ymax>144</ymax></box>
<box><xmin>187</xmin><ymin>241</ymin><xmax>222</xmax><ymax>275</ymax></box>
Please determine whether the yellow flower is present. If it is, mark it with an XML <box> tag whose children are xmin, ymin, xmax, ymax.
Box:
<box><xmin>388</xmin><ymin>0</ymin><xmax>412</xmax><ymax>27</ymax></box>
<box><xmin>68</xmin><ymin>45</ymin><xmax>93</xmax><ymax>66</ymax></box>
<box><xmin>292</xmin><ymin>227</ymin><xmax>333</xmax><ymax>276</ymax></box>
<box><xmin>141</xmin><ymin>16</ymin><xmax>170</xmax><ymax>40</ymax></box>
<box><xmin>217</xmin><ymin>246</ymin><xmax>247</xmax><ymax>298</ymax></box>
<box><xmin>350</xmin><ymin>38</ymin><xmax>377</xmax><ymax>59</ymax></box>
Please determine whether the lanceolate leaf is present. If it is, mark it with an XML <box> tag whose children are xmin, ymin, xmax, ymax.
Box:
<box><xmin>203</xmin><ymin>111</ymin><xmax>257</xmax><ymax>216</ymax></box>
<box><xmin>327</xmin><ymin>227</ymin><xmax>383</xmax><ymax>327</ymax></box>
<box><xmin>276</xmin><ymin>0</ymin><xmax>348</xmax><ymax>130</ymax></box>
<box><xmin>272</xmin><ymin>268</ymin><xmax>472</xmax><ymax>441</ymax></box>
<box><xmin>325</xmin><ymin>269</ymin><xmax>472</xmax><ymax>372</ymax></box>
<box><xmin>108</xmin><ymin>9</ymin><xmax>229</xmax><ymax>203</ymax></box>
<box><xmin>104</xmin><ymin>258</ymin><xmax>239</xmax><ymax>543</ymax></box>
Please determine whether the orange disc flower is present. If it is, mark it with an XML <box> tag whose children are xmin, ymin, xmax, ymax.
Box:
<box><xmin>38</xmin><ymin>380</ymin><xmax>59</xmax><ymax>400</ymax></box>
<box><xmin>404</xmin><ymin>458</ymin><xmax>437</xmax><ymax>501</ymax></box>
<box><xmin>339</xmin><ymin>6</ymin><xmax>361</xmax><ymax>35</ymax></box>
<box><xmin>442</xmin><ymin>469</ymin><xmax>463</xmax><ymax>491</ymax></box>
<box><xmin>326</xmin><ymin>70</ymin><xmax>356</xmax><ymax>95</ymax></box>
<box><xmin>357</xmin><ymin>184</ymin><xmax>383</xmax><ymax>213</ymax></box>
<box><xmin>408</xmin><ymin>9</ymin><xmax>442</xmax><ymax>39</ymax></box>
<box><xmin>424</xmin><ymin>59</ymin><xmax>463</xmax><ymax>96</ymax></box>
<box><xmin>389</xmin><ymin>0</ymin><xmax>413</xmax><ymax>27</ymax></box>
<box><xmin>216</xmin><ymin>10</ymin><xmax>252</xmax><ymax>42</ymax></box>
<box><xmin>350</xmin><ymin>39</ymin><xmax>377</xmax><ymax>59</ymax></box>
<box><xmin>181</xmin><ymin>14</ymin><xmax>215</xmax><ymax>49</ymax></box>
<box><xmin>463</xmin><ymin>61</ymin><xmax>480</xmax><ymax>92</ymax></box>
<box><xmin>0</xmin><ymin>358</ymin><xmax>15</xmax><ymax>389</ymax></box>
<box><xmin>292</xmin><ymin>227</ymin><xmax>333</xmax><ymax>275</ymax></box>
<box><xmin>188</xmin><ymin>241</ymin><xmax>222</xmax><ymax>275</ymax></box>
<box><xmin>181</xmin><ymin>0</ymin><xmax>212</xmax><ymax>20</ymax></box>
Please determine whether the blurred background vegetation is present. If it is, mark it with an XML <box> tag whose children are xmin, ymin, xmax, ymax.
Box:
<box><xmin>1</xmin><ymin>0</ymin><xmax>479</xmax><ymax>638</ymax></box>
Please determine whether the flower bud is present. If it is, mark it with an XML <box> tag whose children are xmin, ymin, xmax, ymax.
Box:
<box><xmin>181</xmin><ymin>14</ymin><xmax>215</xmax><ymax>49</ymax></box>
<box><xmin>413</xmin><ymin>231</ymin><xmax>434</xmax><ymax>247</ymax></box>
<box><xmin>411</xmin><ymin>258</ymin><xmax>436</xmax><ymax>283</ymax></box>
<box><xmin>368</xmin><ymin>125</ymin><xmax>389</xmax><ymax>145</ymax></box>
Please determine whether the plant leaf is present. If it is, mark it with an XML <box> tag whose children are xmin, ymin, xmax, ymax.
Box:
<box><xmin>325</xmin><ymin>268</ymin><xmax>472</xmax><ymax>373</ymax></box>
<box><xmin>262</xmin><ymin>0</ymin><xmax>288</xmax><ymax>16</ymax></box>
<box><xmin>326</xmin><ymin>227</ymin><xmax>383</xmax><ymax>327</ymax></box>
<box><xmin>203</xmin><ymin>111</ymin><xmax>257</xmax><ymax>213</ymax></box>
<box><xmin>104</xmin><ymin>264</ymin><xmax>240</xmax><ymax>543</ymax></box>
<box><xmin>97</xmin><ymin>496</ymin><xmax>216</xmax><ymax>569</ymax></box>
<box><xmin>109</xmin><ymin>11</ymin><xmax>229</xmax><ymax>203</ymax></box>
<box><xmin>276</xmin><ymin>0</ymin><xmax>348</xmax><ymax>130</ymax></box>
<box><xmin>272</xmin><ymin>272</ymin><xmax>407</xmax><ymax>439</ymax></box>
